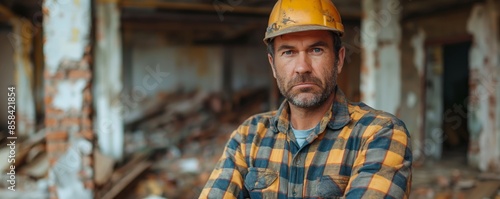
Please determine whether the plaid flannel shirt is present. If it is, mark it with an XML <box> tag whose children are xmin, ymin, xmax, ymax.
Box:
<box><xmin>200</xmin><ymin>88</ymin><xmax>412</xmax><ymax>198</ymax></box>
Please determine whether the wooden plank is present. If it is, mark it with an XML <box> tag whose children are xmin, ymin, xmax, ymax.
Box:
<box><xmin>95</xmin><ymin>150</ymin><xmax>150</xmax><ymax>197</ymax></box>
<box><xmin>466</xmin><ymin>181</ymin><xmax>500</xmax><ymax>199</ymax></box>
<box><xmin>22</xmin><ymin>153</ymin><xmax>49</xmax><ymax>178</ymax></box>
<box><xmin>15</xmin><ymin>129</ymin><xmax>46</xmax><ymax>168</ymax></box>
<box><xmin>94</xmin><ymin>150</ymin><xmax>115</xmax><ymax>186</ymax></box>
<box><xmin>100</xmin><ymin>161</ymin><xmax>152</xmax><ymax>199</ymax></box>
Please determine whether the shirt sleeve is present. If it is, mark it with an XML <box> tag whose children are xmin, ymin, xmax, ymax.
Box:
<box><xmin>199</xmin><ymin>127</ymin><xmax>249</xmax><ymax>199</ymax></box>
<box><xmin>344</xmin><ymin>119</ymin><xmax>413</xmax><ymax>199</ymax></box>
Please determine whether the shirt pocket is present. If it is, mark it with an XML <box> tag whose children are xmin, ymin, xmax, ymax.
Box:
<box><xmin>244</xmin><ymin>167</ymin><xmax>278</xmax><ymax>191</ymax></box>
<box><xmin>314</xmin><ymin>175</ymin><xmax>349</xmax><ymax>198</ymax></box>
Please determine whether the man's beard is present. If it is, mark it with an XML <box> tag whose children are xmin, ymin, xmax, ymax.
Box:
<box><xmin>276</xmin><ymin>65</ymin><xmax>337</xmax><ymax>108</ymax></box>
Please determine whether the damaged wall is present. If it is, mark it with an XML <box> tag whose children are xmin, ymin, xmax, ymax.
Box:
<box><xmin>466</xmin><ymin>0</ymin><xmax>499</xmax><ymax>172</ymax></box>
<box><xmin>405</xmin><ymin>3</ymin><xmax>500</xmax><ymax>170</ymax></box>
<box><xmin>360</xmin><ymin>0</ymin><xmax>402</xmax><ymax>115</ymax></box>
<box><xmin>402</xmin><ymin>11</ymin><xmax>472</xmax><ymax>161</ymax></box>
<box><xmin>43</xmin><ymin>0</ymin><xmax>94</xmax><ymax>198</ymax></box>
<box><xmin>127</xmin><ymin>31</ymin><xmax>271</xmax><ymax>97</ymax></box>
<box><xmin>403</xmin><ymin>6</ymin><xmax>472</xmax><ymax>161</ymax></box>
<box><xmin>128</xmin><ymin>32</ymin><xmax>221</xmax><ymax>95</ymax></box>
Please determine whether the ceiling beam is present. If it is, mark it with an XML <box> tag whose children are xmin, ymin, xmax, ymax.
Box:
<box><xmin>122</xmin><ymin>21</ymin><xmax>235</xmax><ymax>31</ymax></box>
<box><xmin>120</xmin><ymin>0</ymin><xmax>272</xmax><ymax>16</ymax></box>
<box><xmin>0</xmin><ymin>3</ymin><xmax>16</xmax><ymax>20</ymax></box>
<box><xmin>403</xmin><ymin>0</ymin><xmax>484</xmax><ymax>21</ymax></box>
<box><xmin>121</xmin><ymin>9</ymin><xmax>268</xmax><ymax>25</ymax></box>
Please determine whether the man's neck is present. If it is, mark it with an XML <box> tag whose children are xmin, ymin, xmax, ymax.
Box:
<box><xmin>289</xmin><ymin>93</ymin><xmax>336</xmax><ymax>130</ymax></box>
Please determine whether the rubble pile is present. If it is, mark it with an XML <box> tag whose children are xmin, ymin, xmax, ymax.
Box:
<box><xmin>410</xmin><ymin>168</ymin><xmax>500</xmax><ymax>199</ymax></box>
<box><xmin>124</xmin><ymin>88</ymin><xmax>269</xmax><ymax>199</ymax></box>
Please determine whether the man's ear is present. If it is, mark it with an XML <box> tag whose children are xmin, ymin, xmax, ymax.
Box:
<box><xmin>268</xmin><ymin>54</ymin><xmax>277</xmax><ymax>78</ymax></box>
<box><xmin>337</xmin><ymin>47</ymin><xmax>346</xmax><ymax>74</ymax></box>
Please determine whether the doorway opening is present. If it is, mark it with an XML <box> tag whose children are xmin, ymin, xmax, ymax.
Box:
<box><xmin>441</xmin><ymin>41</ymin><xmax>471</xmax><ymax>158</ymax></box>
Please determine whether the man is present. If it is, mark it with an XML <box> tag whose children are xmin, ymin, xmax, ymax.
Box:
<box><xmin>200</xmin><ymin>0</ymin><xmax>412</xmax><ymax>198</ymax></box>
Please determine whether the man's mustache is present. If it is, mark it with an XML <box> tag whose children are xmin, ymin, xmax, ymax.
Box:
<box><xmin>287</xmin><ymin>74</ymin><xmax>322</xmax><ymax>89</ymax></box>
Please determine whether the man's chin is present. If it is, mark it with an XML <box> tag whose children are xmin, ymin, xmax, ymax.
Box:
<box><xmin>288</xmin><ymin>93</ymin><xmax>322</xmax><ymax>108</ymax></box>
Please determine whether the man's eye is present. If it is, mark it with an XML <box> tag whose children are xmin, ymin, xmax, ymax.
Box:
<box><xmin>282</xmin><ymin>50</ymin><xmax>293</xmax><ymax>55</ymax></box>
<box><xmin>312</xmin><ymin>48</ymin><xmax>323</xmax><ymax>53</ymax></box>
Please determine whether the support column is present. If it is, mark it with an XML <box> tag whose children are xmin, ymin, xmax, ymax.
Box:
<box><xmin>466</xmin><ymin>0</ymin><xmax>499</xmax><ymax>172</ymax></box>
<box><xmin>408</xmin><ymin>28</ymin><xmax>427</xmax><ymax>161</ymax></box>
<box><xmin>94</xmin><ymin>0</ymin><xmax>124</xmax><ymax>161</ymax></box>
<box><xmin>11</xmin><ymin>18</ymin><xmax>36</xmax><ymax>136</ymax></box>
<box><xmin>43</xmin><ymin>0</ymin><xmax>94</xmax><ymax>198</ymax></box>
<box><xmin>360</xmin><ymin>0</ymin><xmax>402</xmax><ymax>115</ymax></box>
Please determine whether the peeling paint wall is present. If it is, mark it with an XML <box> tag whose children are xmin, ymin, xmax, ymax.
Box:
<box><xmin>43</xmin><ymin>0</ymin><xmax>94</xmax><ymax>198</ymax></box>
<box><xmin>466</xmin><ymin>0</ymin><xmax>499</xmax><ymax>172</ymax></box>
<box><xmin>94</xmin><ymin>1</ymin><xmax>124</xmax><ymax>161</ymax></box>
<box><xmin>11</xmin><ymin>18</ymin><xmax>36</xmax><ymax>136</ymax></box>
<box><xmin>361</xmin><ymin>0</ymin><xmax>402</xmax><ymax>115</ymax></box>
<box><xmin>43</xmin><ymin>0</ymin><xmax>91</xmax><ymax>75</ymax></box>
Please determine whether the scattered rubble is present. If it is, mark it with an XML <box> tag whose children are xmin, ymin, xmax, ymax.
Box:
<box><xmin>411</xmin><ymin>166</ymin><xmax>500</xmax><ymax>199</ymax></box>
<box><xmin>126</xmin><ymin>88</ymin><xmax>268</xmax><ymax>199</ymax></box>
<box><xmin>0</xmin><ymin>88</ymin><xmax>269</xmax><ymax>199</ymax></box>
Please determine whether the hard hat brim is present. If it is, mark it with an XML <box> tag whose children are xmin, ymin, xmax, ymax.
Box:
<box><xmin>263</xmin><ymin>24</ymin><xmax>344</xmax><ymax>45</ymax></box>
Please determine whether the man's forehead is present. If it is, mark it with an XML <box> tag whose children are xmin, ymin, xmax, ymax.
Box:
<box><xmin>274</xmin><ymin>30</ymin><xmax>333</xmax><ymax>46</ymax></box>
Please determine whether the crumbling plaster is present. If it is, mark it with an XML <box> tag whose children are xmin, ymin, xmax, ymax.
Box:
<box><xmin>466</xmin><ymin>0</ymin><xmax>499</xmax><ymax>172</ymax></box>
<box><xmin>361</xmin><ymin>0</ymin><xmax>402</xmax><ymax>115</ymax></box>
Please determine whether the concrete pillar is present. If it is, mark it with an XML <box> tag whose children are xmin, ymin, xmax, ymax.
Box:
<box><xmin>10</xmin><ymin>18</ymin><xmax>36</xmax><ymax>136</ymax></box>
<box><xmin>94</xmin><ymin>0</ymin><xmax>124</xmax><ymax>161</ymax></box>
<box><xmin>424</xmin><ymin>46</ymin><xmax>444</xmax><ymax>160</ymax></box>
<box><xmin>406</xmin><ymin>28</ymin><xmax>427</xmax><ymax>161</ymax></box>
<box><xmin>43</xmin><ymin>0</ymin><xmax>94</xmax><ymax>198</ymax></box>
<box><xmin>466</xmin><ymin>0</ymin><xmax>499</xmax><ymax>172</ymax></box>
<box><xmin>360</xmin><ymin>0</ymin><xmax>402</xmax><ymax>115</ymax></box>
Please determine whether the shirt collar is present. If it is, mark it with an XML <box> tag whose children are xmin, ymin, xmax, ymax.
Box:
<box><xmin>269</xmin><ymin>87</ymin><xmax>351</xmax><ymax>133</ymax></box>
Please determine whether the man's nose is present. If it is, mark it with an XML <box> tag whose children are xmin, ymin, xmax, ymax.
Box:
<box><xmin>294</xmin><ymin>52</ymin><xmax>312</xmax><ymax>74</ymax></box>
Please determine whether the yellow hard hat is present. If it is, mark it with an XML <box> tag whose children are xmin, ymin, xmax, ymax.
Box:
<box><xmin>264</xmin><ymin>0</ymin><xmax>344</xmax><ymax>44</ymax></box>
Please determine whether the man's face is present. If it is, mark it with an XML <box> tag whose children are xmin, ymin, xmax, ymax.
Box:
<box><xmin>268</xmin><ymin>30</ymin><xmax>345</xmax><ymax>108</ymax></box>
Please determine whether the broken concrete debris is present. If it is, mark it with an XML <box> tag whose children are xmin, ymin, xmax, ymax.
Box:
<box><xmin>128</xmin><ymin>88</ymin><xmax>268</xmax><ymax>199</ymax></box>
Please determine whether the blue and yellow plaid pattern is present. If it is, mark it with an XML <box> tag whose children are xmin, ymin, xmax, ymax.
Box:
<box><xmin>200</xmin><ymin>88</ymin><xmax>412</xmax><ymax>198</ymax></box>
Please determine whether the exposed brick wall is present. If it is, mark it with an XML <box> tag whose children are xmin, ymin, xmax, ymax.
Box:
<box><xmin>43</xmin><ymin>0</ymin><xmax>94</xmax><ymax>197</ymax></box>
<box><xmin>44</xmin><ymin>58</ymin><xmax>94</xmax><ymax>198</ymax></box>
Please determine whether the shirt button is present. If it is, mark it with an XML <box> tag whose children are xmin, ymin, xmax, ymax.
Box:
<box><xmin>292</xmin><ymin>191</ymin><xmax>297</xmax><ymax>196</ymax></box>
